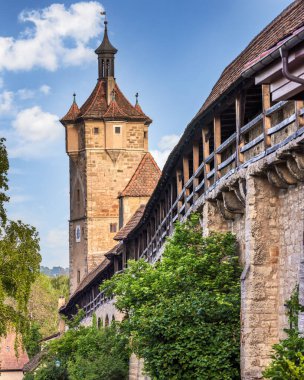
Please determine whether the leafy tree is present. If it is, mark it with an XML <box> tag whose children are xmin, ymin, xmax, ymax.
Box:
<box><xmin>102</xmin><ymin>214</ymin><xmax>241</xmax><ymax>380</ymax></box>
<box><xmin>23</xmin><ymin>321</ymin><xmax>42</xmax><ymax>358</ymax></box>
<box><xmin>263</xmin><ymin>287</ymin><xmax>304</xmax><ymax>379</ymax></box>
<box><xmin>0</xmin><ymin>138</ymin><xmax>41</xmax><ymax>339</ymax></box>
<box><xmin>28</xmin><ymin>273</ymin><xmax>69</xmax><ymax>337</ymax></box>
<box><xmin>32</xmin><ymin>320</ymin><xmax>130</xmax><ymax>380</ymax></box>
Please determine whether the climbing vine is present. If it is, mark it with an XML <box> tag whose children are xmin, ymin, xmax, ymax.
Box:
<box><xmin>103</xmin><ymin>213</ymin><xmax>241</xmax><ymax>380</ymax></box>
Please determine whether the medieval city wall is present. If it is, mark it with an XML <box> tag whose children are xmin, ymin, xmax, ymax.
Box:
<box><xmin>194</xmin><ymin>148</ymin><xmax>304</xmax><ymax>379</ymax></box>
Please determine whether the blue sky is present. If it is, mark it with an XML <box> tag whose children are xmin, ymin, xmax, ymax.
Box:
<box><xmin>0</xmin><ymin>0</ymin><xmax>291</xmax><ymax>267</ymax></box>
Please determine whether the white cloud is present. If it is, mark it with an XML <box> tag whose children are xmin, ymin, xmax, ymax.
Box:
<box><xmin>151</xmin><ymin>134</ymin><xmax>180</xmax><ymax>169</ymax></box>
<box><xmin>12</xmin><ymin>106</ymin><xmax>60</xmax><ymax>142</ymax></box>
<box><xmin>17</xmin><ymin>88</ymin><xmax>35</xmax><ymax>100</ymax></box>
<box><xmin>6</xmin><ymin>106</ymin><xmax>63</xmax><ymax>158</ymax></box>
<box><xmin>39</xmin><ymin>84</ymin><xmax>51</xmax><ymax>95</ymax></box>
<box><xmin>0</xmin><ymin>91</ymin><xmax>14</xmax><ymax>113</ymax></box>
<box><xmin>0</xmin><ymin>2</ymin><xmax>104</xmax><ymax>72</ymax></box>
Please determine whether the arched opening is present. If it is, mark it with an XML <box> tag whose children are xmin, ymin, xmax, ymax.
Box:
<box><xmin>105</xmin><ymin>314</ymin><xmax>109</xmax><ymax>327</ymax></box>
<box><xmin>97</xmin><ymin>317</ymin><xmax>102</xmax><ymax>329</ymax></box>
<box><xmin>111</xmin><ymin>315</ymin><xmax>115</xmax><ymax>324</ymax></box>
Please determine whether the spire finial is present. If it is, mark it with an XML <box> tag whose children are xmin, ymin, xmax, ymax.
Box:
<box><xmin>73</xmin><ymin>93</ymin><xmax>76</xmax><ymax>103</ymax></box>
<box><xmin>135</xmin><ymin>92</ymin><xmax>139</xmax><ymax>105</ymax></box>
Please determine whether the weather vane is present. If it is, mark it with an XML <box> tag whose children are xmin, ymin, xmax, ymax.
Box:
<box><xmin>100</xmin><ymin>10</ymin><xmax>107</xmax><ymax>22</ymax></box>
<box><xmin>135</xmin><ymin>92</ymin><xmax>139</xmax><ymax>105</ymax></box>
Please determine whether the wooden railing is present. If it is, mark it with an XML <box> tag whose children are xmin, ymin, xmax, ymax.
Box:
<box><xmin>138</xmin><ymin>99</ymin><xmax>304</xmax><ymax>263</ymax></box>
<box><xmin>81</xmin><ymin>98</ymin><xmax>304</xmax><ymax>318</ymax></box>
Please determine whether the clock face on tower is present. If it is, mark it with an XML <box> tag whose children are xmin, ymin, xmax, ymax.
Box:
<box><xmin>75</xmin><ymin>225</ymin><xmax>81</xmax><ymax>243</ymax></box>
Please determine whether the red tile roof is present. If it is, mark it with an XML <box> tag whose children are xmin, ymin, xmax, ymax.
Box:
<box><xmin>195</xmin><ymin>0</ymin><xmax>304</xmax><ymax>119</ymax></box>
<box><xmin>61</xmin><ymin>80</ymin><xmax>152</xmax><ymax>123</ymax></box>
<box><xmin>103</xmin><ymin>99</ymin><xmax>128</xmax><ymax>119</ymax></box>
<box><xmin>114</xmin><ymin>204</ymin><xmax>146</xmax><ymax>241</ymax></box>
<box><xmin>60</xmin><ymin>101</ymin><xmax>80</xmax><ymax>124</ymax></box>
<box><xmin>0</xmin><ymin>333</ymin><xmax>29</xmax><ymax>371</ymax></box>
<box><xmin>121</xmin><ymin>153</ymin><xmax>161</xmax><ymax>197</ymax></box>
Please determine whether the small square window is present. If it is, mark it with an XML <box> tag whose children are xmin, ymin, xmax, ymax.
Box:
<box><xmin>110</xmin><ymin>223</ymin><xmax>117</xmax><ymax>233</ymax></box>
<box><xmin>94</xmin><ymin>127</ymin><xmax>99</xmax><ymax>135</ymax></box>
<box><xmin>115</xmin><ymin>126</ymin><xmax>121</xmax><ymax>134</ymax></box>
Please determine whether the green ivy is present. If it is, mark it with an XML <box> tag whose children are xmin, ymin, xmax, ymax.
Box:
<box><xmin>263</xmin><ymin>286</ymin><xmax>304</xmax><ymax>379</ymax></box>
<box><xmin>102</xmin><ymin>213</ymin><xmax>241</xmax><ymax>379</ymax></box>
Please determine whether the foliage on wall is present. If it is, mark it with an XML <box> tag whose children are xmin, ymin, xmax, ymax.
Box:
<box><xmin>264</xmin><ymin>287</ymin><xmax>304</xmax><ymax>379</ymax></box>
<box><xmin>103</xmin><ymin>214</ymin><xmax>241</xmax><ymax>380</ymax></box>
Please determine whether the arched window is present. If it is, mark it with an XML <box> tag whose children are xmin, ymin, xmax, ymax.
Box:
<box><xmin>97</xmin><ymin>317</ymin><xmax>102</xmax><ymax>329</ymax></box>
<box><xmin>105</xmin><ymin>314</ymin><xmax>109</xmax><ymax>327</ymax></box>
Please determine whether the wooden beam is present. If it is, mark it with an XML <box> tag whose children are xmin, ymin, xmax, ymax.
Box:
<box><xmin>262</xmin><ymin>84</ymin><xmax>271</xmax><ymax>148</ymax></box>
<box><xmin>193</xmin><ymin>141</ymin><xmax>200</xmax><ymax>201</ymax></box>
<box><xmin>235</xmin><ymin>92</ymin><xmax>245</xmax><ymax>165</ymax></box>
<box><xmin>202</xmin><ymin>127</ymin><xmax>210</xmax><ymax>188</ymax></box>
<box><xmin>214</xmin><ymin>115</ymin><xmax>221</xmax><ymax>179</ymax></box>
<box><xmin>296</xmin><ymin>100</ymin><xmax>304</xmax><ymax>128</ymax></box>
<box><xmin>176</xmin><ymin>168</ymin><xmax>183</xmax><ymax>217</ymax></box>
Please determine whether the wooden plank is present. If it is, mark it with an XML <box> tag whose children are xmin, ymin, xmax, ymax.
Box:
<box><xmin>218</xmin><ymin>152</ymin><xmax>236</xmax><ymax>171</ymax></box>
<box><xmin>296</xmin><ymin>101</ymin><xmax>304</xmax><ymax>128</ymax></box>
<box><xmin>214</xmin><ymin>115</ymin><xmax>221</xmax><ymax>179</ymax></box>
<box><xmin>262</xmin><ymin>84</ymin><xmax>272</xmax><ymax>148</ymax></box>
<box><xmin>236</xmin><ymin>93</ymin><xmax>244</xmax><ymax>165</ymax></box>
<box><xmin>240</xmin><ymin>133</ymin><xmax>264</xmax><ymax>153</ymax></box>
<box><xmin>240</xmin><ymin>114</ymin><xmax>263</xmax><ymax>135</ymax></box>
<box><xmin>267</xmin><ymin>114</ymin><xmax>296</xmax><ymax>136</ymax></box>
<box><xmin>216</xmin><ymin>132</ymin><xmax>236</xmax><ymax>154</ymax></box>
<box><xmin>265</xmin><ymin>101</ymin><xmax>288</xmax><ymax>116</ymax></box>
<box><xmin>202</xmin><ymin>127</ymin><xmax>210</xmax><ymax>190</ymax></box>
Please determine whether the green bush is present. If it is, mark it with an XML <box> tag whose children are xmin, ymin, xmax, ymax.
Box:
<box><xmin>263</xmin><ymin>287</ymin><xmax>304</xmax><ymax>379</ymax></box>
<box><xmin>103</xmin><ymin>214</ymin><xmax>241</xmax><ymax>379</ymax></box>
<box><xmin>32</xmin><ymin>320</ymin><xmax>130</xmax><ymax>380</ymax></box>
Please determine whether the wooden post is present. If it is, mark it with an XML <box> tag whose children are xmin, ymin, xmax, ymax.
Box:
<box><xmin>214</xmin><ymin>115</ymin><xmax>221</xmax><ymax>180</ymax></box>
<box><xmin>193</xmin><ymin>141</ymin><xmax>199</xmax><ymax>201</ymax></box>
<box><xmin>183</xmin><ymin>156</ymin><xmax>190</xmax><ymax>211</ymax></box>
<box><xmin>295</xmin><ymin>100</ymin><xmax>304</xmax><ymax>128</ymax></box>
<box><xmin>176</xmin><ymin>168</ymin><xmax>183</xmax><ymax>218</ymax></box>
<box><xmin>122</xmin><ymin>245</ymin><xmax>126</xmax><ymax>269</ymax></box>
<box><xmin>262</xmin><ymin>84</ymin><xmax>271</xmax><ymax>148</ymax></box>
<box><xmin>236</xmin><ymin>92</ymin><xmax>245</xmax><ymax>166</ymax></box>
<box><xmin>202</xmin><ymin>127</ymin><xmax>210</xmax><ymax>189</ymax></box>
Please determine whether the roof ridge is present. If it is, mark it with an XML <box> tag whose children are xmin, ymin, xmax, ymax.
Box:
<box><xmin>81</xmin><ymin>80</ymin><xmax>104</xmax><ymax>117</ymax></box>
<box><xmin>104</xmin><ymin>98</ymin><xmax>128</xmax><ymax>118</ymax></box>
<box><xmin>114</xmin><ymin>83</ymin><xmax>145</xmax><ymax>118</ymax></box>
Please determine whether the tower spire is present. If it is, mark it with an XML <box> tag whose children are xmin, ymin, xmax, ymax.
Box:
<box><xmin>95</xmin><ymin>13</ymin><xmax>118</xmax><ymax>80</ymax></box>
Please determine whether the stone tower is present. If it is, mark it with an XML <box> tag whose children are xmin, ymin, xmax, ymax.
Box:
<box><xmin>60</xmin><ymin>19</ymin><xmax>152</xmax><ymax>293</ymax></box>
